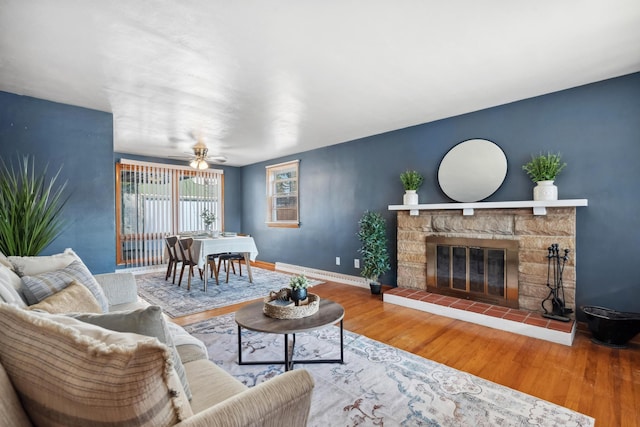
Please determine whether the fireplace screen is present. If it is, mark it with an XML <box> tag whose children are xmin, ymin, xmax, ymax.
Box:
<box><xmin>428</xmin><ymin>237</ymin><xmax>519</xmax><ymax>307</ymax></box>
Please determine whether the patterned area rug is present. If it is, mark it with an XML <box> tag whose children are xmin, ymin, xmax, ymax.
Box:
<box><xmin>136</xmin><ymin>267</ymin><xmax>322</xmax><ymax>317</ymax></box>
<box><xmin>185</xmin><ymin>314</ymin><xmax>595</xmax><ymax>427</ymax></box>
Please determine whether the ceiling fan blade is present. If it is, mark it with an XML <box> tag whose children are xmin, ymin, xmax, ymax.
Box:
<box><xmin>206</xmin><ymin>155</ymin><xmax>227</xmax><ymax>163</ymax></box>
<box><xmin>168</xmin><ymin>155</ymin><xmax>194</xmax><ymax>160</ymax></box>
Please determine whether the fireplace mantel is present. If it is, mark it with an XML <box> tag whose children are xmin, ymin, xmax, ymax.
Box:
<box><xmin>388</xmin><ymin>198</ymin><xmax>588</xmax><ymax>216</ymax></box>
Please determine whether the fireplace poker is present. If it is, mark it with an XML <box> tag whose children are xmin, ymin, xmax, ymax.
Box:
<box><xmin>541</xmin><ymin>244</ymin><xmax>572</xmax><ymax>322</ymax></box>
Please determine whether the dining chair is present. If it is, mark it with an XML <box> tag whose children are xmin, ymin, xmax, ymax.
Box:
<box><xmin>216</xmin><ymin>253</ymin><xmax>244</xmax><ymax>283</ymax></box>
<box><xmin>207</xmin><ymin>253</ymin><xmax>222</xmax><ymax>284</ymax></box>
<box><xmin>164</xmin><ymin>236</ymin><xmax>180</xmax><ymax>284</ymax></box>
<box><xmin>177</xmin><ymin>237</ymin><xmax>203</xmax><ymax>291</ymax></box>
<box><xmin>216</xmin><ymin>233</ymin><xmax>250</xmax><ymax>283</ymax></box>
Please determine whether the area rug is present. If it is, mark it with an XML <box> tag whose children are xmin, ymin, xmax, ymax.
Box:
<box><xmin>185</xmin><ymin>314</ymin><xmax>595</xmax><ymax>427</ymax></box>
<box><xmin>136</xmin><ymin>267</ymin><xmax>322</xmax><ymax>318</ymax></box>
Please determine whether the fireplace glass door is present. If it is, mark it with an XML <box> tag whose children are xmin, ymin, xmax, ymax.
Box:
<box><xmin>427</xmin><ymin>237</ymin><xmax>519</xmax><ymax>307</ymax></box>
<box><xmin>437</xmin><ymin>246</ymin><xmax>506</xmax><ymax>297</ymax></box>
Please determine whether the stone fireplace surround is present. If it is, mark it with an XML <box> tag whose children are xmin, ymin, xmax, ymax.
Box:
<box><xmin>394</xmin><ymin>207</ymin><xmax>578</xmax><ymax>313</ymax></box>
<box><xmin>385</xmin><ymin>201</ymin><xmax>588</xmax><ymax>345</ymax></box>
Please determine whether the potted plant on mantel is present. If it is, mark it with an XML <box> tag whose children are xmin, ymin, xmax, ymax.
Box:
<box><xmin>400</xmin><ymin>170</ymin><xmax>424</xmax><ymax>205</ymax></box>
<box><xmin>357</xmin><ymin>211</ymin><xmax>391</xmax><ymax>295</ymax></box>
<box><xmin>522</xmin><ymin>152</ymin><xmax>567</xmax><ymax>201</ymax></box>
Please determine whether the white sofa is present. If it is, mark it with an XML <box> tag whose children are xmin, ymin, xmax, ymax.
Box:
<box><xmin>0</xmin><ymin>250</ymin><xmax>314</xmax><ymax>426</ymax></box>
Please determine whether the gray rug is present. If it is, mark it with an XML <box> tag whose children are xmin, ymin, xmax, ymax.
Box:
<box><xmin>186</xmin><ymin>314</ymin><xmax>595</xmax><ymax>427</ymax></box>
<box><xmin>136</xmin><ymin>267</ymin><xmax>322</xmax><ymax>318</ymax></box>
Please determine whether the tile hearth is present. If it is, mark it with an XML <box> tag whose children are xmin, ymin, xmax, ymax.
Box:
<box><xmin>384</xmin><ymin>287</ymin><xmax>575</xmax><ymax>346</ymax></box>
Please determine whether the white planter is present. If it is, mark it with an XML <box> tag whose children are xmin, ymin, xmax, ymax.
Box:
<box><xmin>403</xmin><ymin>190</ymin><xmax>419</xmax><ymax>205</ymax></box>
<box><xmin>533</xmin><ymin>180</ymin><xmax>558</xmax><ymax>201</ymax></box>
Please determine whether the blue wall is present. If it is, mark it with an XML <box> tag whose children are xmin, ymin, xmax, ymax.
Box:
<box><xmin>241</xmin><ymin>72</ymin><xmax>640</xmax><ymax>314</ymax></box>
<box><xmin>0</xmin><ymin>91</ymin><xmax>115</xmax><ymax>273</ymax></box>
<box><xmin>0</xmin><ymin>93</ymin><xmax>244</xmax><ymax>273</ymax></box>
<box><xmin>2</xmin><ymin>72</ymin><xmax>639</xmax><ymax>316</ymax></box>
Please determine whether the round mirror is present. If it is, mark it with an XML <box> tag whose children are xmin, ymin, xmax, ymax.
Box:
<box><xmin>438</xmin><ymin>139</ymin><xmax>507</xmax><ymax>202</ymax></box>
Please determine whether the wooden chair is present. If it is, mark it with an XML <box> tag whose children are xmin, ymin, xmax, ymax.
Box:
<box><xmin>177</xmin><ymin>237</ymin><xmax>203</xmax><ymax>291</ymax></box>
<box><xmin>207</xmin><ymin>253</ymin><xmax>223</xmax><ymax>285</ymax></box>
<box><xmin>164</xmin><ymin>236</ymin><xmax>180</xmax><ymax>284</ymax></box>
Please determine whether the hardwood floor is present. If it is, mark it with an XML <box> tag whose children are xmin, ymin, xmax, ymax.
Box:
<box><xmin>172</xmin><ymin>280</ymin><xmax>639</xmax><ymax>427</ymax></box>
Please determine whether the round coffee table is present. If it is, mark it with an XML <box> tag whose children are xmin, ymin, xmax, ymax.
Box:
<box><xmin>234</xmin><ymin>298</ymin><xmax>345</xmax><ymax>371</ymax></box>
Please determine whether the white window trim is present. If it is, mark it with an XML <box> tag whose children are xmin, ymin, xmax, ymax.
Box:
<box><xmin>266</xmin><ymin>159</ymin><xmax>299</xmax><ymax>227</ymax></box>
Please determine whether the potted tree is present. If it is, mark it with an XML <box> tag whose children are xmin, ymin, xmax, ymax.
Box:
<box><xmin>357</xmin><ymin>211</ymin><xmax>391</xmax><ymax>295</ymax></box>
<box><xmin>289</xmin><ymin>274</ymin><xmax>309</xmax><ymax>305</ymax></box>
<box><xmin>522</xmin><ymin>152</ymin><xmax>567</xmax><ymax>201</ymax></box>
<box><xmin>0</xmin><ymin>155</ymin><xmax>69</xmax><ymax>256</ymax></box>
<box><xmin>400</xmin><ymin>170</ymin><xmax>424</xmax><ymax>205</ymax></box>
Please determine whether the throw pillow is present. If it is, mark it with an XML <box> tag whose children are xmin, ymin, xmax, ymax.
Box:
<box><xmin>70</xmin><ymin>305</ymin><xmax>192</xmax><ymax>400</ymax></box>
<box><xmin>0</xmin><ymin>250</ymin><xmax>13</xmax><ymax>269</ymax></box>
<box><xmin>0</xmin><ymin>363</ymin><xmax>32</xmax><ymax>426</ymax></box>
<box><xmin>28</xmin><ymin>280</ymin><xmax>102</xmax><ymax>314</ymax></box>
<box><xmin>0</xmin><ymin>264</ymin><xmax>26</xmax><ymax>307</ymax></box>
<box><xmin>8</xmin><ymin>247</ymin><xmax>81</xmax><ymax>276</ymax></box>
<box><xmin>21</xmin><ymin>259</ymin><xmax>109</xmax><ymax>312</ymax></box>
<box><xmin>0</xmin><ymin>303</ymin><xmax>193</xmax><ymax>426</ymax></box>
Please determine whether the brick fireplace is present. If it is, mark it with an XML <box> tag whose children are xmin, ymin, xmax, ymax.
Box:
<box><xmin>395</xmin><ymin>207</ymin><xmax>578</xmax><ymax>314</ymax></box>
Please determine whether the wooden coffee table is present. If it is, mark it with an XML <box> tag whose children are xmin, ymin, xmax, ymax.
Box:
<box><xmin>234</xmin><ymin>298</ymin><xmax>345</xmax><ymax>371</ymax></box>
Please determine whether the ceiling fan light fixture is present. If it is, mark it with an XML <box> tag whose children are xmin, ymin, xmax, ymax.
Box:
<box><xmin>190</xmin><ymin>158</ymin><xmax>209</xmax><ymax>169</ymax></box>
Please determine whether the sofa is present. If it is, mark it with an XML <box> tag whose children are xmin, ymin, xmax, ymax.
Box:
<box><xmin>0</xmin><ymin>249</ymin><xmax>315</xmax><ymax>426</ymax></box>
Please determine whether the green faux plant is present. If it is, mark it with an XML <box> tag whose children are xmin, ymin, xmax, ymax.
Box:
<box><xmin>400</xmin><ymin>170</ymin><xmax>424</xmax><ymax>191</ymax></box>
<box><xmin>0</xmin><ymin>155</ymin><xmax>69</xmax><ymax>256</ymax></box>
<box><xmin>357</xmin><ymin>211</ymin><xmax>390</xmax><ymax>283</ymax></box>
<box><xmin>289</xmin><ymin>274</ymin><xmax>309</xmax><ymax>290</ymax></box>
<box><xmin>522</xmin><ymin>152</ymin><xmax>567</xmax><ymax>183</ymax></box>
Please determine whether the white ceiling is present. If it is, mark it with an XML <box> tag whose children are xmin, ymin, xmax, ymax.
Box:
<box><xmin>1</xmin><ymin>1</ymin><xmax>639</xmax><ymax>166</ymax></box>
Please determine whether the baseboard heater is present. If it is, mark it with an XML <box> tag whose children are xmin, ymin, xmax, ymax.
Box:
<box><xmin>275</xmin><ymin>262</ymin><xmax>369</xmax><ymax>288</ymax></box>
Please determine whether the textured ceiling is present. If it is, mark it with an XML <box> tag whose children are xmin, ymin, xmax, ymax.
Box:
<box><xmin>1</xmin><ymin>0</ymin><xmax>639</xmax><ymax>166</ymax></box>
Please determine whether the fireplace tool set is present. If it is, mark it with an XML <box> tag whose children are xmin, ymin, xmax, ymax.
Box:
<box><xmin>541</xmin><ymin>243</ymin><xmax>573</xmax><ymax>322</ymax></box>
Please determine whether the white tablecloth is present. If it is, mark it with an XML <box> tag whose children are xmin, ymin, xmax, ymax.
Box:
<box><xmin>193</xmin><ymin>236</ymin><xmax>258</xmax><ymax>290</ymax></box>
<box><xmin>165</xmin><ymin>235</ymin><xmax>259</xmax><ymax>290</ymax></box>
<box><xmin>191</xmin><ymin>236</ymin><xmax>259</xmax><ymax>269</ymax></box>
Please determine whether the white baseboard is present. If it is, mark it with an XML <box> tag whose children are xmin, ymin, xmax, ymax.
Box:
<box><xmin>275</xmin><ymin>262</ymin><xmax>369</xmax><ymax>288</ymax></box>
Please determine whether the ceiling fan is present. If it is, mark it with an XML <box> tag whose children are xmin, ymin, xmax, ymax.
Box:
<box><xmin>169</xmin><ymin>141</ymin><xmax>227</xmax><ymax>169</ymax></box>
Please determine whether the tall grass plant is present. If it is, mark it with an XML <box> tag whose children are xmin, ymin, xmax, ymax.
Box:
<box><xmin>0</xmin><ymin>155</ymin><xmax>69</xmax><ymax>256</ymax></box>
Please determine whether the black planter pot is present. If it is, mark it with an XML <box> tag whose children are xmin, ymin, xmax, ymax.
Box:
<box><xmin>369</xmin><ymin>282</ymin><xmax>382</xmax><ymax>295</ymax></box>
<box><xmin>290</xmin><ymin>288</ymin><xmax>307</xmax><ymax>305</ymax></box>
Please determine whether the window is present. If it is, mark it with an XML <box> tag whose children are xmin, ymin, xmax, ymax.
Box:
<box><xmin>266</xmin><ymin>160</ymin><xmax>299</xmax><ymax>227</ymax></box>
<box><xmin>116</xmin><ymin>160</ymin><xmax>223</xmax><ymax>267</ymax></box>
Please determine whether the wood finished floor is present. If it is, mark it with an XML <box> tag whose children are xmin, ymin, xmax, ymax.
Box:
<box><xmin>172</xmin><ymin>276</ymin><xmax>639</xmax><ymax>427</ymax></box>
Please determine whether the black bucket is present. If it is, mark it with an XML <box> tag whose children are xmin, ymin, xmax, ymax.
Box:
<box><xmin>581</xmin><ymin>305</ymin><xmax>640</xmax><ymax>348</ymax></box>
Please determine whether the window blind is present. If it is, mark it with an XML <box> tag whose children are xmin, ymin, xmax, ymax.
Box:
<box><xmin>116</xmin><ymin>160</ymin><xmax>223</xmax><ymax>268</ymax></box>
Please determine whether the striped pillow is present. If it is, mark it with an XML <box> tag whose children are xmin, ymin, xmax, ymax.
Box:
<box><xmin>21</xmin><ymin>260</ymin><xmax>109</xmax><ymax>312</ymax></box>
<box><xmin>0</xmin><ymin>303</ymin><xmax>193</xmax><ymax>426</ymax></box>
<box><xmin>27</xmin><ymin>280</ymin><xmax>102</xmax><ymax>314</ymax></box>
<box><xmin>70</xmin><ymin>306</ymin><xmax>192</xmax><ymax>400</ymax></box>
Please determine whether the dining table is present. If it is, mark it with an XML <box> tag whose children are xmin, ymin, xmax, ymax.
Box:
<box><xmin>191</xmin><ymin>236</ymin><xmax>259</xmax><ymax>291</ymax></box>
<box><xmin>166</xmin><ymin>235</ymin><xmax>259</xmax><ymax>291</ymax></box>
